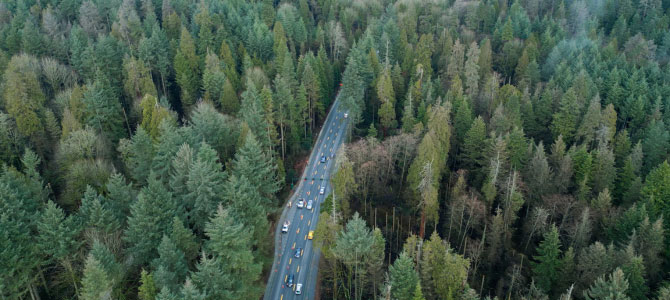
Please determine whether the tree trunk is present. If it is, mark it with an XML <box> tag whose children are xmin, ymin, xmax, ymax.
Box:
<box><xmin>420</xmin><ymin>205</ymin><xmax>426</xmax><ymax>239</ymax></box>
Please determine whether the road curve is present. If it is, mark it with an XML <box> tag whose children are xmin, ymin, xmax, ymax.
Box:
<box><xmin>264</xmin><ymin>95</ymin><xmax>350</xmax><ymax>300</ymax></box>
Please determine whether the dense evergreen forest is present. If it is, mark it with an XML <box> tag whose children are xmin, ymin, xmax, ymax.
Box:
<box><xmin>2</xmin><ymin>0</ymin><xmax>670</xmax><ymax>299</ymax></box>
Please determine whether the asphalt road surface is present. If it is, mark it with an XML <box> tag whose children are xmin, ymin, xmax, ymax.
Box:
<box><xmin>264</xmin><ymin>95</ymin><xmax>350</xmax><ymax>300</ymax></box>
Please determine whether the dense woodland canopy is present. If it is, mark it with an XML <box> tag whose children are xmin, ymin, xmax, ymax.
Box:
<box><xmin>2</xmin><ymin>0</ymin><xmax>670</xmax><ymax>299</ymax></box>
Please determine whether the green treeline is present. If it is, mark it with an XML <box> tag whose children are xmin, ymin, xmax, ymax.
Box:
<box><xmin>2</xmin><ymin>0</ymin><xmax>670</xmax><ymax>300</ymax></box>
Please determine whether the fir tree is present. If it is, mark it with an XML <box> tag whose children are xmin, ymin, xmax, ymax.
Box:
<box><xmin>152</xmin><ymin>235</ymin><xmax>189</xmax><ymax>292</ymax></box>
<box><xmin>532</xmin><ymin>225</ymin><xmax>562</xmax><ymax>293</ymax></box>
<box><xmin>583</xmin><ymin>268</ymin><xmax>630</xmax><ymax>300</ymax></box>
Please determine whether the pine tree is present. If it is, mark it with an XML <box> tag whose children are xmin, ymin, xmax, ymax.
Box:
<box><xmin>191</xmin><ymin>253</ymin><xmax>230</xmax><ymax>300</ymax></box>
<box><xmin>174</xmin><ymin>28</ymin><xmax>201</xmax><ymax>114</ymax></box>
<box><xmin>181</xmin><ymin>279</ymin><xmax>206</xmax><ymax>300</ymax></box>
<box><xmin>377</xmin><ymin>67</ymin><xmax>397</xmax><ymax>136</ymax></box>
<box><xmin>421</xmin><ymin>231</ymin><xmax>470</xmax><ymax>299</ymax></box>
<box><xmin>231</xmin><ymin>133</ymin><xmax>281</xmax><ymax>206</ymax></box>
<box><xmin>90</xmin><ymin>240</ymin><xmax>122</xmax><ymax>286</ymax></box>
<box><xmin>104</xmin><ymin>172</ymin><xmax>136</xmax><ymax>226</ymax></box>
<box><xmin>642</xmin><ymin>120</ymin><xmax>669</xmax><ymax>174</ymax></box>
<box><xmin>80</xmin><ymin>254</ymin><xmax>113</xmax><ymax>300</ymax></box>
<box><xmin>2</xmin><ymin>54</ymin><xmax>46</xmax><ymax>138</ymax></box>
<box><xmin>139</xmin><ymin>269</ymin><xmax>158</xmax><ymax>300</ymax></box>
<box><xmin>390</xmin><ymin>252</ymin><xmax>420</xmax><ymax>300</ymax></box>
<box><xmin>170</xmin><ymin>217</ymin><xmax>199</xmax><ymax>263</ymax></box>
<box><xmin>202</xmin><ymin>51</ymin><xmax>226</xmax><ymax>106</ymax></box>
<box><xmin>78</xmin><ymin>185</ymin><xmax>120</xmax><ymax>236</ymax></box>
<box><xmin>124</xmin><ymin>174</ymin><xmax>178</xmax><ymax>265</ymax></box>
<box><xmin>37</xmin><ymin>201</ymin><xmax>80</xmax><ymax>263</ymax></box>
<box><xmin>413</xmin><ymin>282</ymin><xmax>426</xmax><ymax>300</ymax></box>
<box><xmin>186</xmin><ymin>142</ymin><xmax>225</xmax><ymax>233</ymax></box>
<box><xmin>460</xmin><ymin>116</ymin><xmax>487</xmax><ymax>186</ymax></box>
<box><xmin>118</xmin><ymin>127</ymin><xmax>155</xmax><ymax>184</ymax></box>
<box><xmin>532</xmin><ymin>225</ymin><xmax>562</xmax><ymax>293</ymax></box>
<box><xmin>551</xmin><ymin>88</ymin><xmax>580</xmax><ymax>145</ymax></box>
<box><xmin>464</xmin><ymin>41</ymin><xmax>480</xmax><ymax>98</ymax></box>
<box><xmin>642</xmin><ymin>161</ymin><xmax>670</xmax><ymax>227</ymax></box>
<box><xmin>583</xmin><ymin>268</ymin><xmax>630</xmax><ymax>300</ymax></box>
<box><xmin>621</xmin><ymin>253</ymin><xmax>647</xmax><ymax>300</ymax></box>
<box><xmin>82</xmin><ymin>72</ymin><xmax>125</xmax><ymax>142</ymax></box>
<box><xmin>220</xmin><ymin>79</ymin><xmax>239</xmax><ymax>115</ymax></box>
<box><xmin>152</xmin><ymin>235</ymin><xmax>189</xmax><ymax>292</ymax></box>
<box><xmin>202</xmin><ymin>205</ymin><xmax>262</xmax><ymax>299</ymax></box>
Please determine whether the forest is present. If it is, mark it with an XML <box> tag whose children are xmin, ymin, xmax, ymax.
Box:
<box><xmin>1</xmin><ymin>0</ymin><xmax>670</xmax><ymax>299</ymax></box>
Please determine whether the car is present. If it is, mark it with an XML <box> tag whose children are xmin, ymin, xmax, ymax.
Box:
<box><xmin>344</xmin><ymin>113</ymin><xmax>348</xmax><ymax>118</ymax></box>
<box><xmin>297</xmin><ymin>198</ymin><xmax>305</xmax><ymax>208</ymax></box>
<box><xmin>287</xmin><ymin>274</ymin><xmax>294</xmax><ymax>287</ymax></box>
<box><xmin>320</xmin><ymin>155</ymin><xmax>326</xmax><ymax>163</ymax></box>
<box><xmin>306</xmin><ymin>199</ymin><xmax>313</xmax><ymax>210</ymax></box>
<box><xmin>331</xmin><ymin>153</ymin><xmax>335</xmax><ymax>159</ymax></box>
<box><xmin>295</xmin><ymin>248</ymin><xmax>302</xmax><ymax>258</ymax></box>
<box><xmin>319</xmin><ymin>186</ymin><xmax>325</xmax><ymax>195</ymax></box>
<box><xmin>295</xmin><ymin>283</ymin><xmax>303</xmax><ymax>295</ymax></box>
<box><xmin>308</xmin><ymin>231</ymin><xmax>314</xmax><ymax>240</ymax></box>
<box><xmin>281</xmin><ymin>221</ymin><xmax>290</xmax><ymax>233</ymax></box>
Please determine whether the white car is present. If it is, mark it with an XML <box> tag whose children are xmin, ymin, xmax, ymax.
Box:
<box><xmin>344</xmin><ymin>113</ymin><xmax>348</xmax><ymax>118</ymax></box>
<box><xmin>281</xmin><ymin>221</ymin><xmax>290</xmax><ymax>233</ymax></box>
<box><xmin>306</xmin><ymin>200</ymin><xmax>313</xmax><ymax>210</ymax></box>
<box><xmin>295</xmin><ymin>283</ymin><xmax>302</xmax><ymax>295</ymax></box>
<box><xmin>297</xmin><ymin>198</ymin><xmax>305</xmax><ymax>208</ymax></box>
<box><xmin>319</xmin><ymin>186</ymin><xmax>325</xmax><ymax>195</ymax></box>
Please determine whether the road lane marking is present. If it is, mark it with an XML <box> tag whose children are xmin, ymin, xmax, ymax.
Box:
<box><xmin>301</xmin><ymin>249</ymin><xmax>304</xmax><ymax>256</ymax></box>
<box><xmin>297</xmin><ymin>265</ymin><xmax>300</xmax><ymax>273</ymax></box>
<box><xmin>308</xmin><ymin>220</ymin><xmax>311</xmax><ymax>226</ymax></box>
<box><xmin>285</xmin><ymin>275</ymin><xmax>287</xmax><ymax>282</ymax></box>
<box><xmin>292</xmin><ymin>242</ymin><xmax>296</xmax><ymax>249</ymax></box>
<box><xmin>304</xmin><ymin>234</ymin><xmax>307</xmax><ymax>240</ymax></box>
<box><xmin>281</xmin><ymin>294</ymin><xmax>283</xmax><ymax>300</ymax></box>
<box><xmin>297</xmin><ymin>228</ymin><xmax>300</xmax><ymax>234</ymax></box>
<box><xmin>289</xmin><ymin>258</ymin><xmax>292</xmax><ymax>265</ymax></box>
<box><xmin>300</xmin><ymin>214</ymin><xmax>303</xmax><ymax>220</ymax></box>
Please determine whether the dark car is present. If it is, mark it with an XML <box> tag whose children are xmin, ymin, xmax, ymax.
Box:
<box><xmin>295</xmin><ymin>248</ymin><xmax>302</xmax><ymax>258</ymax></box>
<box><xmin>320</xmin><ymin>155</ymin><xmax>326</xmax><ymax>163</ymax></box>
<box><xmin>287</xmin><ymin>274</ymin><xmax>294</xmax><ymax>287</ymax></box>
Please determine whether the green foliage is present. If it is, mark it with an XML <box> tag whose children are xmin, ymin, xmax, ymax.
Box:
<box><xmin>583</xmin><ymin>268</ymin><xmax>630</xmax><ymax>300</ymax></box>
<box><xmin>152</xmin><ymin>235</ymin><xmax>189</xmax><ymax>292</ymax></box>
<box><xmin>139</xmin><ymin>269</ymin><xmax>158</xmax><ymax>300</ymax></box>
<box><xmin>124</xmin><ymin>175</ymin><xmax>178</xmax><ymax>265</ymax></box>
<box><xmin>390</xmin><ymin>252</ymin><xmax>420</xmax><ymax>300</ymax></box>
<box><xmin>80</xmin><ymin>254</ymin><xmax>113</xmax><ymax>300</ymax></box>
<box><xmin>174</xmin><ymin>28</ymin><xmax>201</xmax><ymax>113</ymax></box>
<box><xmin>532</xmin><ymin>225</ymin><xmax>562</xmax><ymax>293</ymax></box>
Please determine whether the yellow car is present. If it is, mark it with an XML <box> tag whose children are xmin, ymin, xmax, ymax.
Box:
<box><xmin>308</xmin><ymin>231</ymin><xmax>314</xmax><ymax>240</ymax></box>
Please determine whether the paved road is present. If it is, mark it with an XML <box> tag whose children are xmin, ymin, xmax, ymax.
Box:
<box><xmin>264</xmin><ymin>95</ymin><xmax>350</xmax><ymax>300</ymax></box>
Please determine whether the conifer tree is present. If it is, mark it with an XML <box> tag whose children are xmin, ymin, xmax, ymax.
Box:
<box><xmin>152</xmin><ymin>235</ymin><xmax>189</xmax><ymax>292</ymax></box>
<box><xmin>551</xmin><ymin>88</ymin><xmax>580</xmax><ymax>144</ymax></box>
<box><xmin>170</xmin><ymin>217</ymin><xmax>199</xmax><ymax>263</ymax></box>
<box><xmin>174</xmin><ymin>28</ymin><xmax>201</xmax><ymax>114</ymax></box>
<box><xmin>124</xmin><ymin>174</ymin><xmax>178</xmax><ymax>265</ymax></box>
<box><xmin>119</xmin><ymin>127</ymin><xmax>155</xmax><ymax>184</ymax></box>
<box><xmin>390</xmin><ymin>252</ymin><xmax>420</xmax><ymax>300</ymax></box>
<box><xmin>138</xmin><ymin>269</ymin><xmax>158</xmax><ymax>300</ymax></box>
<box><xmin>186</xmin><ymin>142</ymin><xmax>225</xmax><ymax>233</ymax></box>
<box><xmin>80</xmin><ymin>254</ymin><xmax>113</xmax><ymax>300</ymax></box>
<box><xmin>583</xmin><ymin>268</ymin><xmax>630</xmax><ymax>300</ymax></box>
<box><xmin>532</xmin><ymin>225</ymin><xmax>562</xmax><ymax>293</ymax></box>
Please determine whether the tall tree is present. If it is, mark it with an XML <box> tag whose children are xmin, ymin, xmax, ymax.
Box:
<box><xmin>174</xmin><ymin>28</ymin><xmax>201</xmax><ymax>114</ymax></box>
<box><xmin>532</xmin><ymin>225</ymin><xmax>562</xmax><ymax>293</ymax></box>
<box><xmin>390</xmin><ymin>252</ymin><xmax>420</xmax><ymax>300</ymax></box>
<box><xmin>152</xmin><ymin>235</ymin><xmax>189</xmax><ymax>292</ymax></box>
<box><xmin>583</xmin><ymin>268</ymin><xmax>630</xmax><ymax>300</ymax></box>
<box><xmin>124</xmin><ymin>175</ymin><xmax>178</xmax><ymax>265</ymax></box>
<box><xmin>79</xmin><ymin>254</ymin><xmax>113</xmax><ymax>300</ymax></box>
